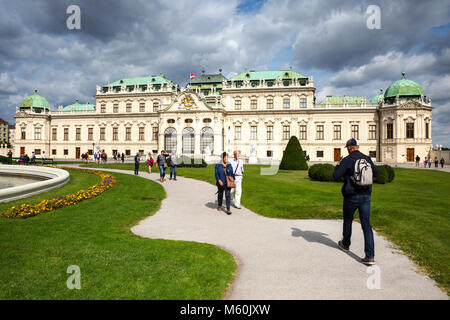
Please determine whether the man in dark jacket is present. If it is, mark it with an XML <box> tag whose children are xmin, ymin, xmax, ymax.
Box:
<box><xmin>333</xmin><ymin>138</ymin><xmax>378</xmax><ymax>266</ymax></box>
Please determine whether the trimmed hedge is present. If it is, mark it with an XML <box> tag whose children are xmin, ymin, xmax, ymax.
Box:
<box><xmin>308</xmin><ymin>163</ymin><xmax>394</xmax><ymax>184</ymax></box>
<box><xmin>176</xmin><ymin>156</ymin><xmax>207</xmax><ymax>168</ymax></box>
<box><xmin>279</xmin><ymin>136</ymin><xmax>308</xmax><ymax>170</ymax></box>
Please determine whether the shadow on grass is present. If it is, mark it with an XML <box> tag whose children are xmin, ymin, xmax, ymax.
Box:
<box><xmin>291</xmin><ymin>227</ymin><xmax>362</xmax><ymax>263</ymax></box>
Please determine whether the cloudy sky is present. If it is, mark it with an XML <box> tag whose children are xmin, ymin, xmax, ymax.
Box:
<box><xmin>1</xmin><ymin>0</ymin><xmax>449</xmax><ymax>145</ymax></box>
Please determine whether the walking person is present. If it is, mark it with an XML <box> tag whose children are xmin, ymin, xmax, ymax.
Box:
<box><xmin>157</xmin><ymin>150</ymin><xmax>168</xmax><ymax>182</ymax></box>
<box><xmin>333</xmin><ymin>138</ymin><xmax>379</xmax><ymax>266</ymax></box>
<box><xmin>7</xmin><ymin>150</ymin><xmax>13</xmax><ymax>164</ymax></box>
<box><xmin>424</xmin><ymin>157</ymin><xmax>427</xmax><ymax>168</ymax></box>
<box><xmin>215</xmin><ymin>152</ymin><xmax>233</xmax><ymax>215</ymax></box>
<box><xmin>415</xmin><ymin>155</ymin><xmax>420</xmax><ymax>167</ymax></box>
<box><xmin>428</xmin><ymin>158</ymin><xmax>432</xmax><ymax>168</ymax></box>
<box><xmin>121</xmin><ymin>152</ymin><xmax>125</xmax><ymax>163</ymax></box>
<box><xmin>230</xmin><ymin>150</ymin><xmax>244</xmax><ymax>209</ymax></box>
<box><xmin>134</xmin><ymin>152</ymin><xmax>140</xmax><ymax>175</ymax></box>
<box><xmin>440</xmin><ymin>158</ymin><xmax>445</xmax><ymax>168</ymax></box>
<box><xmin>169</xmin><ymin>150</ymin><xmax>178</xmax><ymax>181</ymax></box>
<box><xmin>146</xmin><ymin>152</ymin><xmax>154</xmax><ymax>174</ymax></box>
<box><xmin>434</xmin><ymin>156</ymin><xmax>439</xmax><ymax>168</ymax></box>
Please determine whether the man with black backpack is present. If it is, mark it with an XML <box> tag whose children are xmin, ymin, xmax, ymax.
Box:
<box><xmin>333</xmin><ymin>138</ymin><xmax>378</xmax><ymax>266</ymax></box>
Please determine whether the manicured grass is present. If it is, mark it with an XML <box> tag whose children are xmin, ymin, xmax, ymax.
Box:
<box><xmin>0</xmin><ymin>170</ymin><xmax>235</xmax><ymax>299</ymax></box>
<box><xmin>83</xmin><ymin>163</ymin><xmax>450</xmax><ymax>294</ymax></box>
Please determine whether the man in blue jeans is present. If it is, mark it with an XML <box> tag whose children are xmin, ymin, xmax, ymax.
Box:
<box><xmin>333</xmin><ymin>138</ymin><xmax>378</xmax><ymax>265</ymax></box>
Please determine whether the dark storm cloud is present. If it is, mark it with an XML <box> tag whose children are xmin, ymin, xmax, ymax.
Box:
<box><xmin>0</xmin><ymin>0</ymin><xmax>449</xmax><ymax>145</ymax></box>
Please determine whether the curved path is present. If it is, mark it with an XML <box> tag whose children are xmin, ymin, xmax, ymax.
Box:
<box><xmin>72</xmin><ymin>166</ymin><xmax>447</xmax><ymax>299</ymax></box>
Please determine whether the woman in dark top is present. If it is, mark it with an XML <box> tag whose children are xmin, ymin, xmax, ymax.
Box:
<box><xmin>214</xmin><ymin>152</ymin><xmax>233</xmax><ymax>215</ymax></box>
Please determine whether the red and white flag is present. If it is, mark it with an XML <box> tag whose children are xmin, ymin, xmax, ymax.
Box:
<box><xmin>190</xmin><ymin>74</ymin><xmax>197</xmax><ymax>80</ymax></box>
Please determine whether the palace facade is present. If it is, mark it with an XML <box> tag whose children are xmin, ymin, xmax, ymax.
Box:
<box><xmin>13</xmin><ymin>70</ymin><xmax>433</xmax><ymax>163</ymax></box>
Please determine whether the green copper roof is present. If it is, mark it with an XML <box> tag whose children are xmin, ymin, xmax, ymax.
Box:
<box><xmin>230</xmin><ymin>70</ymin><xmax>308</xmax><ymax>81</ymax></box>
<box><xmin>370</xmin><ymin>89</ymin><xmax>385</xmax><ymax>103</ymax></box>
<box><xmin>384</xmin><ymin>72</ymin><xmax>424</xmax><ymax>98</ymax></box>
<box><xmin>21</xmin><ymin>90</ymin><xmax>50</xmax><ymax>110</ymax></box>
<box><xmin>191</xmin><ymin>73</ymin><xmax>226</xmax><ymax>84</ymax></box>
<box><xmin>320</xmin><ymin>96</ymin><xmax>364</xmax><ymax>105</ymax></box>
<box><xmin>63</xmin><ymin>100</ymin><xmax>95</xmax><ymax>111</ymax></box>
<box><xmin>105</xmin><ymin>75</ymin><xmax>171</xmax><ymax>87</ymax></box>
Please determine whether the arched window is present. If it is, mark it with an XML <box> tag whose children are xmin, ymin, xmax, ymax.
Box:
<box><xmin>200</xmin><ymin>127</ymin><xmax>214</xmax><ymax>154</ymax></box>
<box><xmin>182</xmin><ymin>127</ymin><xmax>195</xmax><ymax>154</ymax></box>
<box><xmin>164</xmin><ymin>127</ymin><xmax>177</xmax><ymax>153</ymax></box>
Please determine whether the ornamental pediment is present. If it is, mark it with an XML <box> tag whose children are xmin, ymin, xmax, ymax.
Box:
<box><xmin>397</xmin><ymin>101</ymin><xmax>424</xmax><ymax>110</ymax></box>
<box><xmin>163</xmin><ymin>91</ymin><xmax>212</xmax><ymax>112</ymax></box>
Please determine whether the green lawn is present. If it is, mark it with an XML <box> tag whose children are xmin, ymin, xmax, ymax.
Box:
<box><xmin>82</xmin><ymin>162</ymin><xmax>450</xmax><ymax>294</ymax></box>
<box><xmin>0</xmin><ymin>169</ymin><xmax>235</xmax><ymax>299</ymax></box>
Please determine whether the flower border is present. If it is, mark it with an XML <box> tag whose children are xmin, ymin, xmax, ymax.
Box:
<box><xmin>2</xmin><ymin>167</ymin><xmax>116</xmax><ymax>219</ymax></box>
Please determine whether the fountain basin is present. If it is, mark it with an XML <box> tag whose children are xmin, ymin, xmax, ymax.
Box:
<box><xmin>0</xmin><ymin>165</ymin><xmax>70</xmax><ymax>203</ymax></box>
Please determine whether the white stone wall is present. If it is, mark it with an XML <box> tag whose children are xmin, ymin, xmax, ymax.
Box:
<box><xmin>12</xmin><ymin>88</ymin><xmax>433</xmax><ymax>163</ymax></box>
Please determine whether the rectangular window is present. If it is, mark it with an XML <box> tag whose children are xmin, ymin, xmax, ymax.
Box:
<box><xmin>283</xmin><ymin>98</ymin><xmax>290</xmax><ymax>109</ymax></box>
<box><xmin>113</xmin><ymin>103</ymin><xmax>119</xmax><ymax>113</ymax></box>
<box><xmin>250</xmin><ymin>126</ymin><xmax>257</xmax><ymax>140</ymax></box>
<box><xmin>153</xmin><ymin>101</ymin><xmax>159</xmax><ymax>112</ymax></box>
<box><xmin>299</xmin><ymin>125</ymin><xmax>307</xmax><ymax>140</ymax></box>
<box><xmin>369</xmin><ymin>125</ymin><xmax>377</xmax><ymax>140</ymax></box>
<box><xmin>406</xmin><ymin>123</ymin><xmax>414</xmax><ymax>139</ymax></box>
<box><xmin>35</xmin><ymin>149</ymin><xmax>41</xmax><ymax>155</ymax></box>
<box><xmin>64</xmin><ymin>149</ymin><xmax>68</xmax><ymax>156</ymax></box>
<box><xmin>125</xmin><ymin>149</ymin><xmax>131</xmax><ymax>156</ymax></box>
<box><xmin>317</xmin><ymin>150</ymin><xmax>324</xmax><ymax>158</ymax></box>
<box><xmin>152</xmin><ymin>127</ymin><xmax>158</xmax><ymax>140</ymax></box>
<box><xmin>235</xmin><ymin>126</ymin><xmax>241</xmax><ymax>140</ymax></box>
<box><xmin>333</xmin><ymin>125</ymin><xmax>341</xmax><ymax>140</ymax></box>
<box><xmin>267</xmin><ymin>150</ymin><xmax>273</xmax><ymax>157</ymax></box>
<box><xmin>300</xmin><ymin>97</ymin><xmax>307</xmax><ymax>108</ymax></box>
<box><xmin>126</xmin><ymin>127</ymin><xmax>131</xmax><ymax>141</ymax></box>
<box><xmin>369</xmin><ymin>151</ymin><xmax>377</xmax><ymax>158</ymax></box>
<box><xmin>267</xmin><ymin>98</ymin><xmax>273</xmax><ymax>109</ymax></box>
<box><xmin>425</xmin><ymin>123</ymin><xmax>429</xmax><ymax>139</ymax></box>
<box><xmin>52</xmin><ymin>128</ymin><xmax>57</xmax><ymax>141</ymax></box>
<box><xmin>88</xmin><ymin>127</ymin><xmax>93</xmax><ymax>140</ymax></box>
<box><xmin>387</xmin><ymin>123</ymin><xmax>393</xmax><ymax>139</ymax></box>
<box><xmin>101</xmin><ymin>104</ymin><xmax>106</xmax><ymax>113</ymax></box>
<box><xmin>139</xmin><ymin>127</ymin><xmax>145</xmax><ymax>141</ymax></box>
<box><xmin>52</xmin><ymin>149</ymin><xmax>57</xmax><ymax>156</ymax></box>
<box><xmin>34</xmin><ymin>127</ymin><xmax>41</xmax><ymax>140</ymax></box>
<box><xmin>113</xmin><ymin>127</ymin><xmax>118</xmax><ymax>141</ymax></box>
<box><xmin>316</xmin><ymin>125</ymin><xmax>324</xmax><ymax>140</ymax></box>
<box><xmin>235</xmin><ymin>99</ymin><xmax>241</xmax><ymax>110</ymax></box>
<box><xmin>64</xmin><ymin>128</ymin><xmax>69</xmax><ymax>141</ymax></box>
<box><xmin>351</xmin><ymin>125</ymin><xmax>359</xmax><ymax>140</ymax></box>
<box><xmin>251</xmin><ymin>99</ymin><xmax>257</xmax><ymax>109</ymax></box>
<box><xmin>76</xmin><ymin>128</ymin><xmax>81</xmax><ymax>141</ymax></box>
<box><xmin>126</xmin><ymin>103</ymin><xmax>132</xmax><ymax>113</ymax></box>
<box><xmin>283</xmin><ymin>125</ymin><xmax>290</xmax><ymax>140</ymax></box>
<box><xmin>100</xmin><ymin>127</ymin><xmax>105</xmax><ymax>141</ymax></box>
<box><xmin>21</xmin><ymin>127</ymin><xmax>26</xmax><ymax>140</ymax></box>
<box><xmin>139</xmin><ymin>102</ymin><xmax>145</xmax><ymax>112</ymax></box>
<box><xmin>266</xmin><ymin>126</ymin><xmax>273</xmax><ymax>141</ymax></box>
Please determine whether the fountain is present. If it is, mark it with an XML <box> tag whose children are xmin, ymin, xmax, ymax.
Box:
<box><xmin>0</xmin><ymin>165</ymin><xmax>70</xmax><ymax>203</ymax></box>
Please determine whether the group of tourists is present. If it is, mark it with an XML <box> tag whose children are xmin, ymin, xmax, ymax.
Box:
<box><xmin>134</xmin><ymin>150</ymin><xmax>179</xmax><ymax>182</ymax></box>
<box><xmin>416</xmin><ymin>155</ymin><xmax>445</xmax><ymax>168</ymax></box>
<box><xmin>113</xmin><ymin>151</ymin><xmax>125</xmax><ymax>163</ymax></box>
<box><xmin>81</xmin><ymin>152</ymin><xmax>90</xmax><ymax>163</ymax></box>
<box><xmin>212</xmin><ymin>139</ymin><xmax>378</xmax><ymax>266</ymax></box>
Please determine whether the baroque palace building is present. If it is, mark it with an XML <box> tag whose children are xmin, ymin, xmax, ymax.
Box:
<box><xmin>13</xmin><ymin>70</ymin><xmax>433</xmax><ymax>163</ymax></box>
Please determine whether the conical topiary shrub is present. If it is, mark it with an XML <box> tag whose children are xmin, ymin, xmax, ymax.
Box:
<box><xmin>279</xmin><ymin>136</ymin><xmax>308</xmax><ymax>170</ymax></box>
